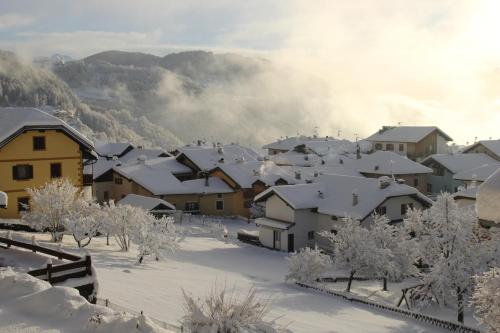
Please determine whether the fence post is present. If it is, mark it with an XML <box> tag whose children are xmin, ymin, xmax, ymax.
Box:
<box><xmin>85</xmin><ymin>255</ymin><xmax>92</xmax><ymax>276</ymax></box>
<box><xmin>46</xmin><ymin>259</ymin><xmax>52</xmax><ymax>284</ymax></box>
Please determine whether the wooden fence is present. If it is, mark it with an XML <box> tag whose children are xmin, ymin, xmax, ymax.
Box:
<box><xmin>0</xmin><ymin>236</ymin><xmax>97</xmax><ymax>303</ymax></box>
<box><xmin>296</xmin><ymin>282</ymin><xmax>481</xmax><ymax>333</ymax></box>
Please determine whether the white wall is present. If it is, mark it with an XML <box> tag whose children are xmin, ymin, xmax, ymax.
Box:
<box><xmin>259</xmin><ymin>226</ymin><xmax>275</xmax><ymax>249</ymax></box>
<box><xmin>265</xmin><ymin>194</ymin><xmax>294</xmax><ymax>222</ymax></box>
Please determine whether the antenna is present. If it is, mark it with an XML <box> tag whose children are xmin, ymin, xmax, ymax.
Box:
<box><xmin>354</xmin><ymin>133</ymin><xmax>359</xmax><ymax>142</ymax></box>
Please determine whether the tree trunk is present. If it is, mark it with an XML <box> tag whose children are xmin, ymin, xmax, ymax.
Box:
<box><xmin>106</xmin><ymin>233</ymin><xmax>109</xmax><ymax>246</ymax></box>
<box><xmin>347</xmin><ymin>271</ymin><xmax>355</xmax><ymax>292</ymax></box>
<box><xmin>383</xmin><ymin>277</ymin><xmax>388</xmax><ymax>291</ymax></box>
<box><xmin>457</xmin><ymin>287</ymin><xmax>464</xmax><ymax>324</ymax></box>
<box><xmin>139</xmin><ymin>256</ymin><xmax>143</xmax><ymax>264</ymax></box>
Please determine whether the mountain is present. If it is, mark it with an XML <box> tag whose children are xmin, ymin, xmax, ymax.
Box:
<box><xmin>0</xmin><ymin>50</ymin><xmax>182</xmax><ymax>149</ymax></box>
<box><xmin>84</xmin><ymin>50</ymin><xmax>161</xmax><ymax>68</ymax></box>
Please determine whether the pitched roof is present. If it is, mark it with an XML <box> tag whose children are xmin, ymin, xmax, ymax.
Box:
<box><xmin>118</xmin><ymin>194</ymin><xmax>175</xmax><ymax>211</ymax></box>
<box><xmin>94</xmin><ymin>142</ymin><xmax>134</xmax><ymax>158</ymax></box>
<box><xmin>256</xmin><ymin>174</ymin><xmax>432</xmax><ymax>220</ymax></box>
<box><xmin>119</xmin><ymin>148</ymin><xmax>171</xmax><ymax>163</ymax></box>
<box><xmin>113</xmin><ymin>157</ymin><xmax>232</xmax><ymax>196</ymax></box>
<box><xmin>422</xmin><ymin>153</ymin><xmax>497</xmax><ymax>174</ymax></box>
<box><xmin>366</xmin><ymin>126</ymin><xmax>452</xmax><ymax>143</ymax></box>
<box><xmin>177</xmin><ymin>144</ymin><xmax>261</xmax><ymax>171</ymax></box>
<box><xmin>0</xmin><ymin>107</ymin><xmax>94</xmax><ymax>153</ymax></box>
<box><xmin>280</xmin><ymin>165</ymin><xmax>363</xmax><ymax>182</ymax></box>
<box><xmin>463</xmin><ymin>139</ymin><xmax>500</xmax><ymax>158</ymax></box>
<box><xmin>453</xmin><ymin>163</ymin><xmax>500</xmax><ymax>182</ymax></box>
<box><xmin>213</xmin><ymin>160</ymin><xmax>296</xmax><ymax>189</ymax></box>
<box><xmin>476</xmin><ymin>168</ymin><xmax>500</xmax><ymax>225</ymax></box>
<box><xmin>354</xmin><ymin>151</ymin><xmax>432</xmax><ymax>175</ymax></box>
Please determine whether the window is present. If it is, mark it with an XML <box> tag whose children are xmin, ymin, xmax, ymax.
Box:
<box><xmin>374</xmin><ymin>143</ymin><xmax>383</xmax><ymax>150</ymax></box>
<box><xmin>427</xmin><ymin>184</ymin><xmax>432</xmax><ymax>193</ymax></box>
<box><xmin>376</xmin><ymin>206</ymin><xmax>387</xmax><ymax>215</ymax></box>
<box><xmin>308</xmin><ymin>231</ymin><xmax>315</xmax><ymax>240</ymax></box>
<box><xmin>401</xmin><ymin>203</ymin><xmax>414</xmax><ymax>215</ymax></box>
<box><xmin>12</xmin><ymin>165</ymin><xmax>33</xmax><ymax>180</ymax></box>
<box><xmin>413</xmin><ymin>178</ymin><xmax>419</xmax><ymax>187</ymax></box>
<box><xmin>216</xmin><ymin>200</ymin><xmax>224</xmax><ymax>211</ymax></box>
<box><xmin>50</xmin><ymin>163</ymin><xmax>62</xmax><ymax>178</ymax></box>
<box><xmin>386</xmin><ymin>143</ymin><xmax>394</xmax><ymax>151</ymax></box>
<box><xmin>33</xmin><ymin>136</ymin><xmax>46</xmax><ymax>150</ymax></box>
<box><xmin>399</xmin><ymin>143</ymin><xmax>404</xmax><ymax>151</ymax></box>
<box><xmin>17</xmin><ymin>197</ymin><xmax>29</xmax><ymax>212</ymax></box>
<box><xmin>114</xmin><ymin>177</ymin><xmax>123</xmax><ymax>185</ymax></box>
<box><xmin>184</xmin><ymin>202</ymin><xmax>200</xmax><ymax>212</ymax></box>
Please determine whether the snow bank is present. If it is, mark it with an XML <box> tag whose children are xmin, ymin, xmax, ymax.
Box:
<box><xmin>0</xmin><ymin>268</ymin><xmax>174</xmax><ymax>333</ymax></box>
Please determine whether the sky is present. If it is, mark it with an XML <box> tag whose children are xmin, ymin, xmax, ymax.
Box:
<box><xmin>0</xmin><ymin>0</ymin><xmax>499</xmax><ymax>144</ymax></box>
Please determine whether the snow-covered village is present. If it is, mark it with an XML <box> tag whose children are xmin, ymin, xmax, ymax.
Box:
<box><xmin>0</xmin><ymin>2</ymin><xmax>500</xmax><ymax>333</ymax></box>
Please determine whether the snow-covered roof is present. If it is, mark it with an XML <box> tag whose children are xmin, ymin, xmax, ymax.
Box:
<box><xmin>452</xmin><ymin>186</ymin><xmax>478</xmax><ymax>200</ymax></box>
<box><xmin>463</xmin><ymin>139</ymin><xmax>500</xmax><ymax>158</ymax></box>
<box><xmin>262</xmin><ymin>136</ymin><xmax>371</xmax><ymax>155</ymax></box>
<box><xmin>213</xmin><ymin>160</ymin><xmax>296</xmax><ymax>189</ymax></box>
<box><xmin>92</xmin><ymin>158</ymin><xmax>121</xmax><ymax>179</ymax></box>
<box><xmin>476</xmin><ymin>168</ymin><xmax>500</xmax><ymax>225</ymax></box>
<box><xmin>113</xmin><ymin>157</ymin><xmax>232</xmax><ymax>196</ymax></box>
<box><xmin>366</xmin><ymin>126</ymin><xmax>452</xmax><ymax>143</ymax></box>
<box><xmin>453</xmin><ymin>163</ymin><xmax>500</xmax><ymax>182</ymax></box>
<box><xmin>280</xmin><ymin>165</ymin><xmax>363</xmax><ymax>182</ymax></box>
<box><xmin>119</xmin><ymin>148</ymin><xmax>171</xmax><ymax>163</ymax></box>
<box><xmin>94</xmin><ymin>141</ymin><xmax>133</xmax><ymax>157</ymax></box>
<box><xmin>177</xmin><ymin>144</ymin><xmax>261</xmax><ymax>171</ymax></box>
<box><xmin>262</xmin><ymin>136</ymin><xmax>312</xmax><ymax>151</ymax></box>
<box><xmin>118</xmin><ymin>194</ymin><xmax>175</xmax><ymax>211</ymax></box>
<box><xmin>422</xmin><ymin>153</ymin><xmax>497</xmax><ymax>174</ymax></box>
<box><xmin>256</xmin><ymin>174</ymin><xmax>432</xmax><ymax>220</ymax></box>
<box><xmin>0</xmin><ymin>107</ymin><xmax>94</xmax><ymax>152</ymax></box>
<box><xmin>0</xmin><ymin>191</ymin><xmax>7</xmax><ymax>208</ymax></box>
<box><xmin>354</xmin><ymin>151</ymin><xmax>432</xmax><ymax>175</ymax></box>
<box><xmin>255</xmin><ymin>217</ymin><xmax>294</xmax><ymax>230</ymax></box>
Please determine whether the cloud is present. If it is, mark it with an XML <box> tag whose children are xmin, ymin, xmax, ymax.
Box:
<box><xmin>0</xmin><ymin>14</ymin><xmax>35</xmax><ymax>30</ymax></box>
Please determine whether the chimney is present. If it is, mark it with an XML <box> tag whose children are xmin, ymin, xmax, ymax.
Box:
<box><xmin>137</xmin><ymin>155</ymin><xmax>147</xmax><ymax>164</ymax></box>
<box><xmin>313</xmin><ymin>170</ymin><xmax>319</xmax><ymax>177</ymax></box>
<box><xmin>253</xmin><ymin>169</ymin><xmax>260</xmax><ymax>176</ymax></box>
<box><xmin>318</xmin><ymin>190</ymin><xmax>324</xmax><ymax>199</ymax></box>
<box><xmin>218</xmin><ymin>158</ymin><xmax>224</xmax><ymax>163</ymax></box>
<box><xmin>295</xmin><ymin>171</ymin><xmax>301</xmax><ymax>180</ymax></box>
<box><xmin>197</xmin><ymin>140</ymin><xmax>202</xmax><ymax>146</ymax></box>
<box><xmin>217</xmin><ymin>147</ymin><xmax>224</xmax><ymax>155</ymax></box>
<box><xmin>352</xmin><ymin>190</ymin><xmax>359</xmax><ymax>206</ymax></box>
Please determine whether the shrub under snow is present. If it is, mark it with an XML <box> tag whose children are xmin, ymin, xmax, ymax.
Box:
<box><xmin>182</xmin><ymin>284</ymin><xmax>283</xmax><ymax>333</ymax></box>
<box><xmin>285</xmin><ymin>246</ymin><xmax>332</xmax><ymax>284</ymax></box>
<box><xmin>132</xmin><ymin>215</ymin><xmax>179</xmax><ymax>264</ymax></box>
<box><xmin>472</xmin><ymin>268</ymin><xmax>500</xmax><ymax>333</ymax></box>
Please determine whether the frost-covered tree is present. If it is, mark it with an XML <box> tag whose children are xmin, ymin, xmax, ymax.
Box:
<box><xmin>407</xmin><ymin>193</ymin><xmax>491</xmax><ymax>323</ymax></box>
<box><xmin>101</xmin><ymin>201</ymin><xmax>146</xmax><ymax>251</ymax></box>
<box><xmin>285</xmin><ymin>246</ymin><xmax>332</xmax><ymax>284</ymax></box>
<box><xmin>64</xmin><ymin>200</ymin><xmax>102</xmax><ymax>248</ymax></box>
<box><xmin>182</xmin><ymin>284</ymin><xmax>283</xmax><ymax>333</ymax></box>
<box><xmin>370</xmin><ymin>214</ymin><xmax>419</xmax><ymax>290</ymax></box>
<box><xmin>132</xmin><ymin>215</ymin><xmax>178</xmax><ymax>264</ymax></box>
<box><xmin>472</xmin><ymin>268</ymin><xmax>500</xmax><ymax>333</ymax></box>
<box><xmin>23</xmin><ymin>178</ymin><xmax>86</xmax><ymax>242</ymax></box>
<box><xmin>319</xmin><ymin>218</ymin><xmax>383</xmax><ymax>292</ymax></box>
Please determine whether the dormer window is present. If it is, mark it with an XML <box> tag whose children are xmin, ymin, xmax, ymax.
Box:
<box><xmin>33</xmin><ymin>136</ymin><xmax>46</xmax><ymax>151</ymax></box>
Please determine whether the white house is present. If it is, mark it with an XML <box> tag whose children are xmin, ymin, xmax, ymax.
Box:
<box><xmin>366</xmin><ymin>126</ymin><xmax>452</xmax><ymax>161</ymax></box>
<box><xmin>254</xmin><ymin>174</ymin><xmax>432</xmax><ymax>252</ymax></box>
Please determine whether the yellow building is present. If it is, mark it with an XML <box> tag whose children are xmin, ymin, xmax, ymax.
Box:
<box><xmin>0</xmin><ymin>107</ymin><xmax>96</xmax><ymax>219</ymax></box>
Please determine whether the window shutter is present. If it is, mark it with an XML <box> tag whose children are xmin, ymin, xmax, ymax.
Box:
<box><xmin>12</xmin><ymin>166</ymin><xmax>18</xmax><ymax>180</ymax></box>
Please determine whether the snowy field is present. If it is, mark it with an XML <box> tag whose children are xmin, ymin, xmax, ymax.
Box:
<box><xmin>0</xmin><ymin>225</ymin><xmax>451</xmax><ymax>333</ymax></box>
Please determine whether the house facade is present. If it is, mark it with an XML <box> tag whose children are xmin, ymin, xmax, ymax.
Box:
<box><xmin>422</xmin><ymin>153</ymin><xmax>497</xmax><ymax>194</ymax></box>
<box><xmin>366</xmin><ymin>126</ymin><xmax>452</xmax><ymax>161</ymax></box>
<box><xmin>254</xmin><ymin>175</ymin><xmax>432</xmax><ymax>252</ymax></box>
<box><xmin>0</xmin><ymin>107</ymin><xmax>96</xmax><ymax>219</ymax></box>
<box><xmin>462</xmin><ymin>140</ymin><xmax>500</xmax><ymax>161</ymax></box>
